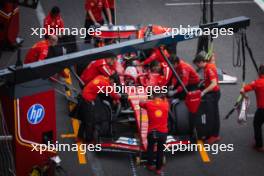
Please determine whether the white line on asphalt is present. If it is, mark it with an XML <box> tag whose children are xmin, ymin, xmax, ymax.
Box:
<box><xmin>129</xmin><ymin>154</ymin><xmax>138</xmax><ymax>176</ymax></box>
<box><xmin>165</xmin><ymin>1</ymin><xmax>254</xmax><ymax>6</ymax></box>
<box><xmin>254</xmin><ymin>0</ymin><xmax>264</xmax><ymax>11</ymax></box>
<box><xmin>87</xmin><ymin>151</ymin><xmax>106</xmax><ymax>176</ymax></box>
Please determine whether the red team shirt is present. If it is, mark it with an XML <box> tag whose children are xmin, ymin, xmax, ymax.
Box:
<box><xmin>173</xmin><ymin>60</ymin><xmax>200</xmax><ymax>92</ymax></box>
<box><xmin>82</xmin><ymin>75</ymin><xmax>120</xmax><ymax>102</ymax></box>
<box><xmin>85</xmin><ymin>0</ymin><xmax>110</xmax><ymax>22</ymax></box>
<box><xmin>44</xmin><ymin>13</ymin><xmax>64</xmax><ymax>32</ymax></box>
<box><xmin>204</xmin><ymin>63</ymin><xmax>220</xmax><ymax>92</ymax></box>
<box><xmin>108</xmin><ymin>0</ymin><xmax>115</xmax><ymax>9</ymax></box>
<box><xmin>142</xmin><ymin>48</ymin><xmax>169</xmax><ymax>65</ymax></box>
<box><xmin>142</xmin><ymin>48</ymin><xmax>172</xmax><ymax>85</ymax></box>
<box><xmin>81</xmin><ymin>59</ymin><xmax>114</xmax><ymax>85</ymax></box>
<box><xmin>24</xmin><ymin>40</ymin><xmax>49</xmax><ymax>64</ymax></box>
<box><xmin>140</xmin><ymin>98</ymin><xmax>169</xmax><ymax>133</ymax></box>
<box><xmin>244</xmin><ymin>75</ymin><xmax>264</xmax><ymax>109</ymax></box>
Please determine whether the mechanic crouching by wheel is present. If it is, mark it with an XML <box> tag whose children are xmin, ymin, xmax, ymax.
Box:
<box><xmin>139</xmin><ymin>92</ymin><xmax>169</xmax><ymax>175</ymax></box>
<box><xmin>193</xmin><ymin>51</ymin><xmax>221</xmax><ymax>144</ymax></box>
<box><xmin>240</xmin><ymin>65</ymin><xmax>264</xmax><ymax>152</ymax></box>
<box><xmin>77</xmin><ymin>74</ymin><xmax>120</xmax><ymax>142</ymax></box>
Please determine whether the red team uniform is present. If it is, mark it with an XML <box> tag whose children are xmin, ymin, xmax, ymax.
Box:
<box><xmin>140</xmin><ymin>97</ymin><xmax>169</xmax><ymax>173</ymax></box>
<box><xmin>82</xmin><ymin>75</ymin><xmax>120</xmax><ymax>102</ymax></box>
<box><xmin>204</xmin><ymin>63</ymin><xmax>220</xmax><ymax>92</ymax></box>
<box><xmin>139</xmin><ymin>98</ymin><xmax>169</xmax><ymax>133</ymax></box>
<box><xmin>142</xmin><ymin>48</ymin><xmax>172</xmax><ymax>85</ymax></box>
<box><xmin>44</xmin><ymin>13</ymin><xmax>64</xmax><ymax>32</ymax></box>
<box><xmin>243</xmin><ymin>75</ymin><xmax>264</xmax><ymax>149</ymax></box>
<box><xmin>81</xmin><ymin>59</ymin><xmax>114</xmax><ymax>85</ymax></box>
<box><xmin>85</xmin><ymin>0</ymin><xmax>110</xmax><ymax>23</ymax></box>
<box><xmin>24</xmin><ymin>40</ymin><xmax>49</xmax><ymax>64</ymax></box>
<box><xmin>173</xmin><ymin>60</ymin><xmax>200</xmax><ymax>93</ymax></box>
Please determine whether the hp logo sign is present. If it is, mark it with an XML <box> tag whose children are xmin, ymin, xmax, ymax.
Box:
<box><xmin>27</xmin><ymin>104</ymin><xmax>45</xmax><ymax>125</ymax></box>
<box><xmin>128</xmin><ymin>138</ymin><xmax>134</xmax><ymax>145</ymax></box>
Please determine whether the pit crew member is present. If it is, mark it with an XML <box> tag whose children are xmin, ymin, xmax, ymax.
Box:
<box><xmin>44</xmin><ymin>6</ymin><xmax>65</xmax><ymax>34</ymax></box>
<box><xmin>80</xmin><ymin>57</ymin><xmax>116</xmax><ymax>85</ymax></box>
<box><xmin>240</xmin><ymin>65</ymin><xmax>264</xmax><ymax>152</ymax></box>
<box><xmin>78</xmin><ymin>74</ymin><xmax>120</xmax><ymax>142</ymax></box>
<box><xmin>169</xmin><ymin>56</ymin><xmax>200</xmax><ymax>99</ymax></box>
<box><xmin>104</xmin><ymin>0</ymin><xmax>115</xmax><ymax>24</ymax></box>
<box><xmin>139</xmin><ymin>47</ymin><xmax>172</xmax><ymax>85</ymax></box>
<box><xmin>193</xmin><ymin>51</ymin><xmax>221</xmax><ymax>144</ymax></box>
<box><xmin>24</xmin><ymin>35</ymin><xmax>58</xmax><ymax>64</ymax></box>
<box><xmin>139</xmin><ymin>92</ymin><xmax>169</xmax><ymax>175</ymax></box>
<box><xmin>84</xmin><ymin>0</ymin><xmax>112</xmax><ymax>43</ymax></box>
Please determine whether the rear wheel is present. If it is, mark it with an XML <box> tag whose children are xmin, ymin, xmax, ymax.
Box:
<box><xmin>169</xmin><ymin>100</ymin><xmax>192</xmax><ymax>135</ymax></box>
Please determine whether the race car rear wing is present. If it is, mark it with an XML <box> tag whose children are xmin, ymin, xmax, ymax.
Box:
<box><xmin>0</xmin><ymin>16</ymin><xmax>250</xmax><ymax>86</ymax></box>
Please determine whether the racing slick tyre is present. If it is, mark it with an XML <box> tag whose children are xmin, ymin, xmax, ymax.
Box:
<box><xmin>93</xmin><ymin>99</ymin><xmax>112</xmax><ymax>138</ymax></box>
<box><xmin>169</xmin><ymin>100</ymin><xmax>191</xmax><ymax>135</ymax></box>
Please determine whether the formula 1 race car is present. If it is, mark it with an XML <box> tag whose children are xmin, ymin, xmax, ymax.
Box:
<box><xmin>82</xmin><ymin>25</ymin><xmax>203</xmax><ymax>155</ymax></box>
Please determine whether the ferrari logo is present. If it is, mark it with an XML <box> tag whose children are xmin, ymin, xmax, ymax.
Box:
<box><xmin>155</xmin><ymin>110</ymin><xmax>163</xmax><ymax>117</ymax></box>
<box><xmin>93</xmin><ymin>79</ymin><xmax>100</xmax><ymax>85</ymax></box>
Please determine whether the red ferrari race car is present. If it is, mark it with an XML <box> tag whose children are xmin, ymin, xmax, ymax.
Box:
<box><xmin>79</xmin><ymin>25</ymin><xmax>201</xmax><ymax>157</ymax></box>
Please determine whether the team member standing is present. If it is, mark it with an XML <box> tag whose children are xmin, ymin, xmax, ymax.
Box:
<box><xmin>44</xmin><ymin>6</ymin><xmax>64</xmax><ymax>35</ymax></box>
<box><xmin>24</xmin><ymin>35</ymin><xmax>58</xmax><ymax>64</ymax></box>
<box><xmin>139</xmin><ymin>93</ymin><xmax>169</xmax><ymax>175</ymax></box>
<box><xmin>169</xmin><ymin>57</ymin><xmax>200</xmax><ymax>99</ymax></box>
<box><xmin>104</xmin><ymin>0</ymin><xmax>115</xmax><ymax>24</ymax></box>
<box><xmin>193</xmin><ymin>52</ymin><xmax>221</xmax><ymax>144</ymax></box>
<box><xmin>84</xmin><ymin>0</ymin><xmax>112</xmax><ymax>43</ymax></box>
<box><xmin>240</xmin><ymin>65</ymin><xmax>264</xmax><ymax>152</ymax></box>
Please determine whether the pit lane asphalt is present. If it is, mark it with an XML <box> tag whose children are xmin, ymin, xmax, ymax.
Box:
<box><xmin>1</xmin><ymin>0</ymin><xmax>264</xmax><ymax>175</ymax></box>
